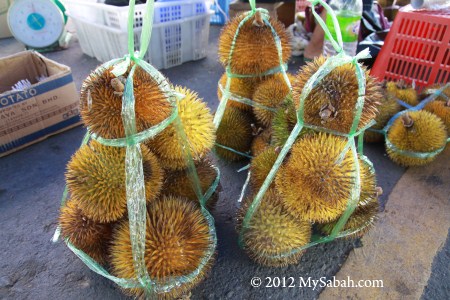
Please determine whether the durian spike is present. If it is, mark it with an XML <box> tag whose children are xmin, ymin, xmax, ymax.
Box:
<box><xmin>59</xmin><ymin>199</ymin><xmax>113</xmax><ymax>264</ymax></box>
<box><xmin>292</xmin><ymin>56</ymin><xmax>382</xmax><ymax>133</ymax></box>
<box><xmin>161</xmin><ymin>158</ymin><xmax>219</xmax><ymax>210</ymax></box>
<box><xmin>110</xmin><ymin>197</ymin><xmax>214</xmax><ymax>299</ymax></box>
<box><xmin>145</xmin><ymin>86</ymin><xmax>215</xmax><ymax>171</ymax></box>
<box><xmin>66</xmin><ymin>141</ymin><xmax>163</xmax><ymax>223</ymax></box>
<box><xmin>218</xmin><ymin>12</ymin><xmax>291</xmax><ymax>75</ymax></box>
<box><xmin>237</xmin><ymin>190</ymin><xmax>312</xmax><ymax>267</ymax></box>
<box><xmin>386</xmin><ymin>110</ymin><xmax>447</xmax><ymax>166</ymax></box>
<box><xmin>80</xmin><ymin>64</ymin><xmax>171</xmax><ymax>139</ymax></box>
<box><xmin>275</xmin><ymin>133</ymin><xmax>356</xmax><ymax>223</ymax></box>
<box><xmin>250</xmin><ymin>128</ymin><xmax>272</xmax><ymax>156</ymax></box>
<box><xmin>215</xmin><ymin>106</ymin><xmax>254</xmax><ymax>161</ymax></box>
<box><xmin>318</xmin><ymin>158</ymin><xmax>379</xmax><ymax>239</ymax></box>
<box><xmin>250</xmin><ymin>146</ymin><xmax>278</xmax><ymax>190</ymax></box>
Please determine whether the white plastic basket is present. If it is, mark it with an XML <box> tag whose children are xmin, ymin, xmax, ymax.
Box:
<box><xmin>63</xmin><ymin>0</ymin><xmax>208</xmax><ymax>30</ymax></box>
<box><xmin>68</xmin><ymin>11</ymin><xmax>212</xmax><ymax>69</ymax></box>
<box><xmin>62</xmin><ymin>0</ymin><xmax>106</xmax><ymax>24</ymax></box>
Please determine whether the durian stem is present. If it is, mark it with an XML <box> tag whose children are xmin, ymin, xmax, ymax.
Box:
<box><xmin>253</xmin><ymin>11</ymin><xmax>264</xmax><ymax>27</ymax></box>
<box><xmin>401</xmin><ymin>113</ymin><xmax>414</xmax><ymax>128</ymax></box>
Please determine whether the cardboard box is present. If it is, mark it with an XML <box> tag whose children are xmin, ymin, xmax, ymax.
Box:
<box><xmin>277</xmin><ymin>2</ymin><xmax>295</xmax><ymax>27</ymax></box>
<box><xmin>0</xmin><ymin>51</ymin><xmax>81</xmax><ymax>157</ymax></box>
<box><xmin>0</xmin><ymin>0</ymin><xmax>12</xmax><ymax>39</ymax></box>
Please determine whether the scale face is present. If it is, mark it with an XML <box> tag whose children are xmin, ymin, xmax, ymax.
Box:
<box><xmin>8</xmin><ymin>0</ymin><xmax>65</xmax><ymax>49</ymax></box>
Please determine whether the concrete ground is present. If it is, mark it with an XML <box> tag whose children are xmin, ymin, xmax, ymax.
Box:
<box><xmin>0</xmin><ymin>26</ymin><xmax>448</xmax><ymax>300</ymax></box>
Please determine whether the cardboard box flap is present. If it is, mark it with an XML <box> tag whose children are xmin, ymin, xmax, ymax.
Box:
<box><xmin>0</xmin><ymin>51</ymin><xmax>71</xmax><ymax>94</ymax></box>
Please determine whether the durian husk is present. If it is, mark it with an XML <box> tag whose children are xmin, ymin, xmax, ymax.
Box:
<box><xmin>218</xmin><ymin>12</ymin><xmax>291</xmax><ymax>75</ymax></box>
<box><xmin>275</xmin><ymin>133</ymin><xmax>356</xmax><ymax>223</ymax></box>
<box><xmin>365</xmin><ymin>91</ymin><xmax>403</xmax><ymax>143</ymax></box>
<box><xmin>80</xmin><ymin>64</ymin><xmax>172</xmax><ymax>139</ymax></box>
<box><xmin>386</xmin><ymin>81</ymin><xmax>419</xmax><ymax>107</ymax></box>
<box><xmin>66</xmin><ymin>140</ymin><xmax>163</xmax><ymax>223</ymax></box>
<box><xmin>237</xmin><ymin>189</ymin><xmax>311</xmax><ymax>267</ymax></box>
<box><xmin>250</xmin><ymin>146</ymin><xmax>278</xmax><ymax>191</ymax></box>
<box><xmin>386</xmin><ymin>111</ymin><xmax>448</xmax><ymax>166</ymax></box>
<box><xmin>161</xmin><ymin>158</ymin><xmax>219</xmax><ymax>210</ymax></box>
<box><xmin>252</xmin><ymin>74</ymin><xmax>294</xmax><ymax>127</ymax></box>
<box><xmin>110</xmin><ymin>196</ymin><xmax>213</xmax><ymax>299</ymax></box>
<box><xmin>271</xmin><ymin>98</ymin><xmax>314</xmax><ymax>147</ymax></box>
<box><xmin>424</xmin><ymin>100</ymin><xmax>450</xmax><ymax>135</ymax></box>
<box><xmin>318</xmin><ymin>158</ymin><xmax>379</xmax><ymax>239</ymax></box>
<box><xmin>145</xmin><ymin>86</ymin><xmax>215</xmax><ymax>171</ymax></box>
<box><xmin>59</xmin><ymin>199</ymin><xmax>113</xmax><ymax>264</ymax></box>
<box><xmin>215</xmin><ymin>106</ymin><xmax>254</xmax><ymax>161</ymax></box>
<box><xmin>250</xmin><ymin>128</ymin><xmax>272</xmax><ymax>156</ymax></box>
<box><xmin>292</xmin><ymin>56</ymin><xmax>382</xmax><ymax>134</ymax></box>
<box><xmin>217</xmin><ymin>73</ymin><xmax>261</xmax><ymax>112</ymax></box>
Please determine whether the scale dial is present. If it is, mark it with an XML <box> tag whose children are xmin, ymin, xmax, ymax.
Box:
<box><xmin>8</xmin><ymin>0</ymin><xmax>65</xmax><ymax>48</ymax></box>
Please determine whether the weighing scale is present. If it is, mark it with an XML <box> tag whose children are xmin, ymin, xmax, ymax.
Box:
<box><xmin>7</xmin><ymin>0</ymin><xmax>71</xmax><ymax>52</ymax></box>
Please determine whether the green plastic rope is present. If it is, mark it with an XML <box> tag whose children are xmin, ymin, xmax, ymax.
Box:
<box><xmin>53</xmin><ymin>0</ymin><xmax>219</xmax><ymax>296</ymax></box>
<box><xmin>238</xmin><ymin>0</ymin><xmax>372</xmax><ymax>252</ymax></box>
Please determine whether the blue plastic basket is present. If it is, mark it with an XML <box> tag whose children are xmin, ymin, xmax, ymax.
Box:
<box><xmin>210</xmin><ymin>0</ymin><xmax>229</xmax><ymax>25</ymax></box>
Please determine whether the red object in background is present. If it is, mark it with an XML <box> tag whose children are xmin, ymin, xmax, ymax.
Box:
<box><xmin>371</xmin><ymin>5</ymin><xmax>450</xmax><ymax>92</ymax></box>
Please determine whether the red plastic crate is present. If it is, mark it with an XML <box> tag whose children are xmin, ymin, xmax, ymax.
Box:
<box><xmin>371</xmin><ymin>5</ymin><xmax>450</xmax><ymax>91</ymax></box>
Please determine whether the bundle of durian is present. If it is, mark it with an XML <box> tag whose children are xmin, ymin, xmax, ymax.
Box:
<box><xmin>214</xmin><ymin>8</ymin><xmax>292</xmax><ymax>161</ymax></box>
<box><xmin>236</xmin><ymin>52</ymin><xmax>384</xmax><ymax>267</ymax></box>
<box><xmin>365</xmin><ymin>81</ymin><xmax>449</xmax><ymax>166</ymax></box>
<box><xmin>57</xmin><ymin>61</ymin><xmax>219</xmax><ymax>299</ymax></box>
<box><xmin>422</xmin><ymin>84</ymin><xmax>450</xmax><ymax>135</ymax></box>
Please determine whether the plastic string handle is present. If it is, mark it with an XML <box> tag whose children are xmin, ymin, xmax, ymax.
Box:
<box><xmin>309</xmin><ymin>0</ymin><xmax>343</xmax><ymax>53</ymax></box>
<box><xmin>249</xmin><ymin>0</ymin><xmax>256</xmax><ymax>12</ymax></box>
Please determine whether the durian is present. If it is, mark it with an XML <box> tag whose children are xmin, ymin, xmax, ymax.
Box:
<box><xmin>271</xmin><ymin>98</ymin><xmax>314</xmax><ymax>147</ymax></box>
<box><xmin>217</xmin><ymin>73</ymin><xmax>260</xmax><ymax>112</ymax></box>
<box><xmin>386</xmin><ymin>80</ymin><xmax>418</xmax><ymax>107</ymax></box>
<box><xmin>66</xmin><ymin>140</ymin><xmax>163</xmax><ymax>223</ymax></box>
<box><xmin>161</xmin><ymin>158</ymin><xmax>219</xmax><ymax>210</ymax></box>
<box><xmin>250</xmin><ymin>146</ymin><xmax>278</xmax><ymax>190</ymax></box>
<box><xmin>237</xmin><ymin>189</ymin><xmax>311</xmax><ymax>267</ymax></box>
<box><xmin>292</xmin><ymin>56</ymin><xmax>382</xmax><ymax>134</ymax></box>
<box><xmin>424</xmin><ymin>100</ymin><xmax>450</xmax><ymax>135</ymax></box>
<box><xmin>80</xmin><ymin>65</ymin><xmax>172</xmax><ymax>139</ymax></box>
<box><xmin>250</xmin><ymin>127</ymin><xmax>272</xmax><ymax>156</ymax></box>
<box><xmin>275</xmin><ymin>133</ymin><xmax>356</xmax><ymax>223</ymax></box>
<box><xmin>365</xmin><ymin>85</ymin><xmax>403</xmax><ymax>143</ymax></box>
<box><xmin>386</xmin><ymin>111</ymin><xmax>447</xmax><ymax>166</ymax></box>
<box><xmin>59</xmin><ymin>199</ymin><xmax>112</xmax><ymax>264</ymax></box>
<box><xmin>110</xmin><ymin>196</ymin><xmax>213</xmax><ymax>299</ymax></box>
<box><xmin>218</xmin><ymin>11</ymin><xmax>291</xmax><ymax>75</ymax></box>
<box><xmin>145</xmin><ymin>86</ymin><xmax>215</xmax><ymax>171</ymax></box>
<box><xmin>318</xmin><ymin>158</ymin><xmax>379</xmax><ymax>238</ymax></box>
<box><xmin>215</xmin><ymin>106</ymin><xmax>254</xmax><ymax>161</ymax></box>
<box><xmin>252</xmin><ymin>74</ymin><xmax>294</xmax><ymax>127</ymax></box>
